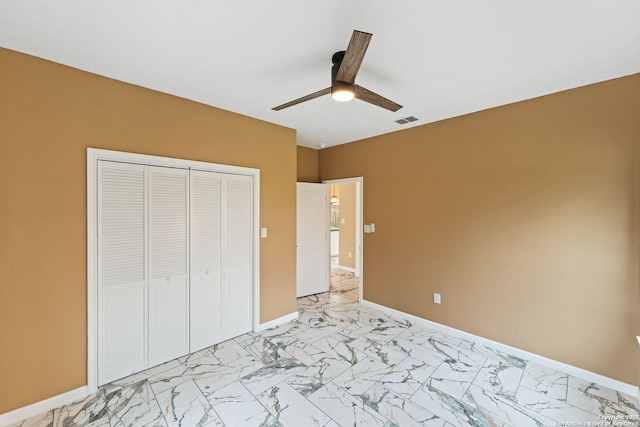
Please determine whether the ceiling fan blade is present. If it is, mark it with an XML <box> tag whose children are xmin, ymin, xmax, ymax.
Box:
<box><xmin>335</xmin><ymin>30</ymin><xmax>372</xmax><ymax>84</ymax></box>
<box><xmin>272</xmin><ymin>87</ymin><xmax>331</xmax><ymax>111</ymax></box>
<box><xmin>355</xmin><ymin>85</ymin><xmax>403</xmax><ymax>112</ymax></box>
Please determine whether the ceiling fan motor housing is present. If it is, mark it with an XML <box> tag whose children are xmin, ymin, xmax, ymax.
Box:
<box><xmin>331</xmin><ymin>50</ymin><xmax>355</xmax><ymax>100</ymax></box>
<box><xmin>331</xmin><ymin>51</ymin><xmax>349</xmax><ymax>84</ymax></box>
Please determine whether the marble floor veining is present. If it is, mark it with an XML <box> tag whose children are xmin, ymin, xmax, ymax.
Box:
<box><xmin>9</xmin><ymin>290</ymin><xmax>640</xmax><ymax>427</ymax></box>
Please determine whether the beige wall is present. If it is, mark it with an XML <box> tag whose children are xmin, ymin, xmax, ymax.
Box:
<box><xmin>296</xmin><ymin>146</ymin><xmax>319</xmax><ymax>182</ymax></box>
<box><xmin>0</xmin><ymin>48</ymin><xmax>297</xmax><ymax>413</ymax></box>
<box><xmin>319</xmin><ymin>75</ymin><xmax>640</xmax><ymax>385</ymax></box>
<box><xmin>338</xmin><ymin>182</ymin><xmax>357</xmax><ymax>269</ymax></box>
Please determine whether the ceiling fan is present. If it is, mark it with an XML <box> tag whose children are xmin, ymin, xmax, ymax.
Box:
<box><xmin>272</xmin><ymin>30</ymin><xmax>402</xmax><ymax>112</ymax></box>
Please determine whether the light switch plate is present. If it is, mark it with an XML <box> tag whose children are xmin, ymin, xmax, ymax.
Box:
<box><xmin>261</xmin><ymin>228</ymin><xmax>267</xmax><ymax>238</ymax></box>
<box><xmin>364</xmin><ymin>224</ymin><xmax>372</xmax><ymax>233</ymax></box>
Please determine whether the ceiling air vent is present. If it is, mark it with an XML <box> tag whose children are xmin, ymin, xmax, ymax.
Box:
<box><xmin>395</xmin><ymin>116</ymin><xmax>418</xmax><ymax>125</ymax></box>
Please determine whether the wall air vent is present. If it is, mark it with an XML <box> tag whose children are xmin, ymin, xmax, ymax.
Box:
<box><xmin>395</xmin><ymin>116</ymin><xmax>418</xmax><ymax>125</ymax></box>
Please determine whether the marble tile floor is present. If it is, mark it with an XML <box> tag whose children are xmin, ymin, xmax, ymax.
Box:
<box><xmin>9</xmin><ymin>291</ymin><xmax>640</xmax><ymax>427</ymax></box>
<box><xmin>330</xmin><ymin>268</ymin><xmax>359</xmax><ymax>303</ymax></box>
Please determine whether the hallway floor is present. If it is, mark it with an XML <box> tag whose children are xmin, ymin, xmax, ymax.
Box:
<box><xmin>9</xmin><ymin>291</ymin><xmax>639</xmax><ymax>426</ymax></box>
<box><xmin>329</xmin><ymin>267</ymin><xmax>359</xmax><ymax>303</ymax></box>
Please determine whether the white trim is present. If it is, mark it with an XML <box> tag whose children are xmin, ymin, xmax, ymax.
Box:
<box><xmin>0</xmin><ymin>386</ymin><xmax>88</xmax><ymax>427</ymax></box>
<box><xmin>361</xmin><ymin>299</ymin><xmax>639</xmax><ymax>397</ymax></box>
<box><xmin>255</xmin><ymin>311</ymin><xmax>299</xmax><ymax>332</ymax></box>
<box><xmin>87</xmin><ymin>148</ymin><xmax>261</xmax><ymax>394</ymax></box>
<box><xmin>323</xmin><ymin>177</ymin><xmax>363</xmax><ymax>302</ymax></box>
<box><xmin>88</xmin><ymin>148</ymin><xmax>259</xmax><ymax>175</ymax></box>
<box><xmin>252</xmin><ymin>172</ymin><xmax>261</xmax><ymax>335</ymax></box>
<box><xmin>86</xmin><ymin>151</ymin><xmax>98</xmax><ymax>393</ymax></box>
<box><xmin>355</xmin><ymin>181</ymin><xmax>361</xmax><ymax>278</ymax></box>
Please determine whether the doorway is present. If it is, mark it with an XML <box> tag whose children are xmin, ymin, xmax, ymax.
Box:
<box><xmin>324</xmin><ymin>178</ymin><xmax>363</xmax><ymax>302</ymax></box>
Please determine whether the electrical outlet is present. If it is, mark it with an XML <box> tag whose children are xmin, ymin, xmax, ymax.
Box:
<box><xmin>434</xmin><ymin>293</ymin><xmax>441</xmax><ymax>304</ymax></box>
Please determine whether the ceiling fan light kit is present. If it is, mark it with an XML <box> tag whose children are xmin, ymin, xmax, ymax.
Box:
<box><xmin>331</xmin><ymin>81</ymin><xmax>355</xmax><ymax>102</ymax></box>
<box><xmin>272</xmin><ymin>30</ymin><xmax>402</xmax><ymax>112</ymax></box>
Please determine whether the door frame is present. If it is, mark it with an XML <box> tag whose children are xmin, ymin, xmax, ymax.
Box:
<box><xmin>87</xmin><ymin>148</ymin><xmax>261</xmax><ymax>393</ymax></box>
<box><xmin>322</xmin><ymin>177</ymin><xmax>363</xmax><ymax>301</ymax></box>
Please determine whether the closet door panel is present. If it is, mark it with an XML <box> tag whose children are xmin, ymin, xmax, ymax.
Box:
<box><xmin>99</xmin><ymin>285</ymin><xmax>145</xmax><ymax>383</ymax></box>
<box><xmin>190</xmin><ymin>272</ymin><xmax>222</xmax><ymax>351</ymax></box>
<box><xmin>223</xmin><ymin>174</ymin><xmax>253</xmax><ymax>339</ymax></box>
<box><xmin>190</xmin><ymin>170</ymin><xmax>223</xmax><ymax>352</ymax></box>
<box><xmin>148</xmin><ymin>166</ymin><xmax>189</xmax><ymax>367</ymax></box>
<box><xmin>97</xmin><ymin>161</ymin><xmax>146</xmax><ymax>384</ymax></box>
<box><xmin>223</xmin><ymin>267</ymin><xmax>252</xmax><ymax>338</ymax></box>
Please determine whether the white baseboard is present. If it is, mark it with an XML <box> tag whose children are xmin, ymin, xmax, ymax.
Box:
<box><xmin>255</xmin><ymin>311</ymin><xmax>299</xmax><ymax>332</ymax></box>
<box><xmin>1</xmin><ymin>312</ymin><xmax>300</xmax><ymax>426</ymax></box>
<box><xmin>0</xmin><ymin>386</ymin><xmax>89</xmax><ymax>427</ymax></box>
<box><xmin>335</xmin><ymin>265</ymin><xmax>357</xmax><ymax>274</ymax></box>
<box><xmin>361</xmin><ymin>299</ymin><xmax>639</xmax><ymax>397</ymax></box>
<box><xmin>4</xmin><ymin>303</ymin><xmax>636</xmax><ymax>425</ymax></box>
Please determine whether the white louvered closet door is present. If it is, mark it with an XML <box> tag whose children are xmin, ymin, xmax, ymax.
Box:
<box><xmin>97</xmin><ymin>161</ymin><xmax>147</xmax><ymax>385</ymax></box>
<box><xmin>189</xmin><ymin>170</ymin><xmax>223</xmax><ymax>352</ymax></box>
<box><xmin>96</xmin><ymin>157</ymin><xmax>254</xmax><ymax>385</ymax></box>
<box><xmin>148</xmin><ymin>166</ymin><xmax>189</xmax><ymax>367</ymax></box>
<box><xmin>223</xmin><ymin>174</ymin><xmax>253</xmax><ymax>338</ymax></box>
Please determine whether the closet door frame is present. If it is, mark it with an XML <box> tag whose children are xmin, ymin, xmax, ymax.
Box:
<box><xmin>87</xmin><ymin>148</ymin><xmax>261</xmax><ymax>394</ymax></box>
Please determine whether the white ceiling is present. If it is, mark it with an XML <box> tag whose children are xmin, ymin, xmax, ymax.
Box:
<box><xmin>1</xmin><ymin>1</ymin><xmax>639</xmax><ymax>148</ymax></box>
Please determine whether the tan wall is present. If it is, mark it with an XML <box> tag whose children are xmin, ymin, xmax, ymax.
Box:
<box><xmin>319</xmin><ymin>75</ymin><xmax>640</xmax><ymax>385</ymax></box>
<box><xmin>296</xmin><ymin>146</ymin><xmax>319</xmax><ymax>182</ymax></box>
<box><xmin>338</xmin><ymin>182</ymin><xmax>357</xmax><ymax>269</ymax></box>
<box><xmin>0</xmin><ymin>48</ymin><xmax>297</xmax><ymax>413</ymax></box>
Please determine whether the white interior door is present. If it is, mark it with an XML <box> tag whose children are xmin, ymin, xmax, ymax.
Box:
<box><xmin>148</xmin><ymin>166</ymin><xmax>189</xmax><ymax>367</ymax></box>
<box><xmin>296</xmin><ymin>182</ymin><xmax>329</xmax><ymax>297</ymax></box>
<box><xmin>97</xmin><ymin>161</ymin><xmax>147</xmax><ymax>385</ymax></box>
<box><xmin>190</xmin><ymin>170</ymin><xmax>223</xmax><ymax>352</ymax></box>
